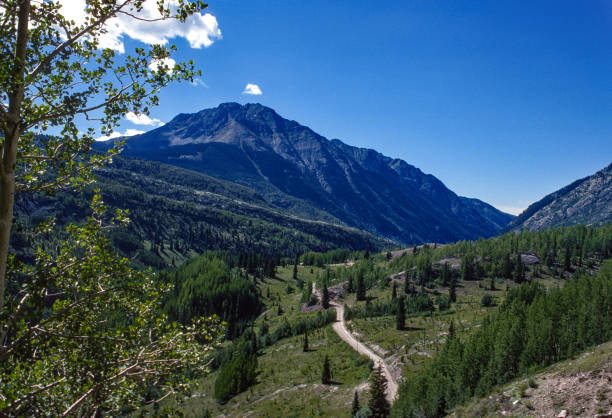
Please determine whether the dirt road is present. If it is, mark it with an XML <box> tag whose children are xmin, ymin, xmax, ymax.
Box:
<box><xmin>330</xmin><ymin>302</ymin><xmax>398</xmax><ymax>403</ymax></box>
<box><xmin>312</xmin><ymin>283</ymin><xmax>398</xmax><ymax>403</ymax></box>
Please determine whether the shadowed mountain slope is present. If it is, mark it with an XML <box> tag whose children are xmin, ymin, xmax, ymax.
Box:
<box><xmin>98</xmin><ymin>103</ymin><xmax>512</xmax><ymax>243</ymax></box>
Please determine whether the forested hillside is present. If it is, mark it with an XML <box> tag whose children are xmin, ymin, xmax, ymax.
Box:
<box><xmin>390</xmin><ymin>225</ymin><xmax>612</xmax><ymax>417</ymax></box>
<box><xmin>12</xmin><ymin>157</ymin><xmax>389</xmax><ymax>269</ymax></box>
<box><xmin>153</xmin><ymin>224</ymin><xmax>612</xmax><ymax>417</ymax></box>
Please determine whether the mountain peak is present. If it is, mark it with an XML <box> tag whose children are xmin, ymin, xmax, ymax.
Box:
<box><xmin>109</xmin><ymin>103</ymin><xmax>513</xmax><ymax>243</ymax></box>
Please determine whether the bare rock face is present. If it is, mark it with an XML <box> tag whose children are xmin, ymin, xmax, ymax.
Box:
<box><xmin>505</xmin><ymin>163</ymin><xmax>612</xmax><ymax>232</ymax></box>
<box><xmin>103</xmin><ymin>103</ymin><xmax>513</xmax><ymax>244</ymax></box>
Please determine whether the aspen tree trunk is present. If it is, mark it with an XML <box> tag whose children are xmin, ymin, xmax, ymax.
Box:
<box><xmin>0</xmin><ymin>0</ymin><xmax>30</xmax><ymax>311</ymax></box>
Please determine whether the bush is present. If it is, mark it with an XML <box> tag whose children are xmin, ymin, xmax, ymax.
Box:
<box><xmin>480</xmin><ymin>293</ymin><xmax>494</xmax><ymax>307</ymax></box>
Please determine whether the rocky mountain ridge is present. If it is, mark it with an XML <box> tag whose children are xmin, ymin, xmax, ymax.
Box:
<box><xmin>98</xmin><ymin>102</ymin><xmax>513</xmax><ymax>243</ymax></box>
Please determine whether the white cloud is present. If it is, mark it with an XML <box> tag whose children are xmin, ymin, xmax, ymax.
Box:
<box><xmin>57</xmin><ymin>0</ymin><xmax>222</xmax><ymax>53</ymax></box>
<box><xmin>148</xmin><ymin>57</ymin><xmax>176</xmax><ymax>73</ymax></box>
<box><xmin>495</xmin><ymin>205</ymin><xmax>526</xmax><ymax>216</ymax></box>
<box><xmin>95</xmin><ymin>128</ymin><xmax>145</xmax><ymax>141</ymax></box>
<box><xmin>242</xmin><ymin>83</ymin><xmax>262</xmax><ymax>95</ymax></box>
<box><xmin>125</xmin><ymin>112</ymin><xmax>164</xmax><ymax>126</ymax></box>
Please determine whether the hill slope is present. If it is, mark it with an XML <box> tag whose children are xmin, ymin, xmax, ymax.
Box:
<box><xmin>98</xmin><ymin>103</ymin><xmax>513</xmax><ymax>244</ymax></box>
<box><xmin>505</xmin><ymin>162</ymin><xmax>612</xmax><ymax>231</ymax></box>
<box><xmin>13</xmin><ymin>157</ymin><xmax>389</xmax><ymax>268</ymax></box>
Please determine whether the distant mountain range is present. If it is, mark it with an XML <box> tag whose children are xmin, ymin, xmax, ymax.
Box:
<box><xmin>504</xmin><ymin>162</ymin><xmax>612</xmax><ymax>232</ymax></box>
<box><xmin>98</xmin><ymin>103</ymin><xmax>513</xmax><ymax>243</ymax></box>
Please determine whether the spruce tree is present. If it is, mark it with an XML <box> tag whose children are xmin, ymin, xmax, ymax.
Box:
<box><xmin>321</xmin><ymin>355</ymin><xmax>331</xmax><ymax>384</ymax></box>
<box><xmin>564</xmin><ymin>246</ymin><xmax>572</xmax><ymax>271</ymax></box>
<box><xmin>322</xmin><ymin>284</ymin><xmax>330</xmax><ymax>309</ymax></box>
<box><xmin>396</xmin><ymin>296</ymin><xmax>405</xmax><ymax>331</ymax></box>
<box><xmin>357</xmin><ymin>272</ymin><xmax>366</xmax><ymax>301</ymax></box>
<box><xmin>391</xmin><ymin>282</ymin><xmax>397</xmax><ymax>300</ymax></box>
<box><xmin>293</xmin><ymin>256</ymin><xmax>299</xmax><ymax>280</ymax></box>
<box><xmin>368</xmin><ymin>365</ymin><xmax>390</xmax><ymax>417</ymax></box>
<box><xmin>489</xmin><ymin>276</ymin><xmax>496</xmax><ymax>291</ymax></box>
<box><xmin>347</xmin><ymin>276</ymin><xmax>354</xmax><ymax>293</ymax></box>
<box><xmin>449</xmin><ymin>277</ymin><xmax>457</xmax><ymax>302</ymax></box>
<box><xmin>352</xmin><ymin>391</ymin><xmax>360</xmax><ymax>416</ymax></box>
<box><xmin>303</xmin><ymin>331</ymin><xmax>309</xmax><ymax>352</ymax></box>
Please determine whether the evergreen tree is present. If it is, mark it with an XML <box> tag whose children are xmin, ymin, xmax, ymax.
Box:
<box><xmin>303</xmin><ymin>331</ymin><xmax>309</xmax><ymax>352</ymax></box>
<box><xmin>293</xmin><ymin>256</ymin><xmax>299</xmax><ymax>280</ymax></box>
<box><xmin>364</xmin><ymin>249</ymin><xmax>370</xmax><ymax>260</ymax></box>
<box><xmin>322</xmin><ymin>284</ymin><xmax>330</xmax><ymax>309</ymax></box>
<box><xmin>357</xmin><ymin>272</ymin><xmax>366</xmax><ymax>301</ymax></box>
<box><xmin>564</xmin><ymin>246</ymin><xmax>572</xmax><ymax>271</ymax></box>
<box><xmin>440</xmin><ymin>263</ymin><xmax>451</xmax><ymax>286</ymax></box>
<box><xmin>347</xmin><ymin>275</ymin><xmax>354</xmax><ymax>293</ymax></box>
<box><xmin>322</xmin><ymin>355</ymin><xmax>331</xmax><ymax>384</ymax></box>
<box><xmin>490</xmin><ymin>276</ymin><xmax>496</xmax><ymax>291</ymax></box>
<box><xmin>449</xmin><ymin>277</ymin><xmax>457</xmax><ymax>302</ymax></box>
<box><xmin>396</xmin><ymin>296</ymin><xmax>405</xmax><ymax>331</ymax></box>
<box><xmin>514</xmin><ymin>254</ymin><xmax>525</xmax><ymax>283</ymax></box>
<box><xmin>352</xmin><ymin>391</ymin><xmax>360</xmax><ymax>416</ymax></box>
<box><xmin>391</xmin><ymin>282</ymin><xmax>397</xmax><ymax>300</ymax></box>
<box><xmin>368</xmin><ymin>365</ymin><xmax>390</xmax><ymax>417</ymax></box>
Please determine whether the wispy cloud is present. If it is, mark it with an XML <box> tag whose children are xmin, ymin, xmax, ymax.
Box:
<box><xmin>190</xmin><ymin>78</ymin><xmax>209</xmax><ymax>88</ymax></box>
<box><xmin>95</xmin><ymin>129</ymin><xmax>145</xmax><ymax>142</ymax></box>
<box><xmin>242</xmin><ymin>83</ymin><xmax>263</xmax><ymax>95</ymax></box>
<box><xmin>125</xmin><ymin>112</ymin><xmax>164</xmax><ymax>127</ymax></box>
<box><xmin>58</xmin><ymin>0</ymin><xmax>222</xmax><ymax>53</ymax></box>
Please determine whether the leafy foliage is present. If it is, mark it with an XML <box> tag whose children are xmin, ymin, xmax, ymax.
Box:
<box><xmin>0</xmin><ymin>197</ymin><xmax>222</xmax><ymax>416</ymax></box>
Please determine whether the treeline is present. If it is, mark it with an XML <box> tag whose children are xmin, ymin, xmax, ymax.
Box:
<box><xmin>300</xmin><ymin>248</ymin><xmax>365</xmax><ymax>267</ymax></box>
<box><xmin>391</xmin><ymin>260</ymin><xmax>612</xmax><ymax>417</ymax></box>
<box><xmin>389</xmin><ymin>225</ymin><xmax>612</xmax><ymax>288</ymax></box>
<box><xmin>344</xmin><ymin>292</ymin><xmax>436</xmax><ymax>320</ymax></box>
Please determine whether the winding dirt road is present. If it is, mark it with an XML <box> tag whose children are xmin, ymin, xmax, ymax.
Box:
<box><xmin>312</xmin><ymin>284</ymin><xmax>398</xmax><ymax>403</ymax></box>
<box><xmin>330</xmin><ymin>302</ymin><xmax>398</xmax><ymax>403</ymax></box>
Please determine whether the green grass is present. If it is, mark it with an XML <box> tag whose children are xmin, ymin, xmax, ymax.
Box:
<box><xmin>169</xmin><ymin>327</ymin><xmax>373</xmax><ymax>417</ymax></box>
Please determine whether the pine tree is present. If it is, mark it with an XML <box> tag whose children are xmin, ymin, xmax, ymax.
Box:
<box><xmin>564</xmin><ymin>246</ymin><xmax>572</xmax><ymax>271</ymax></box>
<box><xmin>357</xmin><ymin>272</ymin><xmax>366</xmax><ymax>301</ymax></box>
<box><xmin>490</xmin><ymin>276</ymin><xmax>496</xmax><ymax>291</ymax></box>
<box><xmin>368</xmin><ymin>365</ymin><xmax>390</xmax><ymax>417</ymax></box>
<box><xmin>347</xmin><ymin>275</ymin><xmax>354</xmax><ymax>293</ymax></box>
<box><xmin>293</xmin><ymin>256</ymin><xmax>299</xmax><ymax>280</ymax></box>
<box><xmin>391</xmin><ymin>282</ymin><xmax>397</xmax><ymax>300</ymax></box>
<box><xmin>449</xmin><ymin>277</ymin><xmax>457</xmax><ymax>302</ymax></box>
<box><xmin>322</xmin><ymin>284</ymin><xmax>330</xmax><ymax>309</ymax></box>
<box><xmin>396</xmin><ymin>296</ymin><xmax>405</xmax><ymax>331</ymax></box>
<box><xmin>303</xmin><ymin>331</ymin><xmax>309</xmax><ymax>352</ymax></box>
<box><xmin>321</xmin><ymin>355</ymin><xmax>331</xmax><ymax>384</ymax></box>
<box><xmin>514</xmin><ymin>254</ymin><xmax>525</xmax><ymax>283</ymax></box>
<box><xmin>448</xmin><ymin>319</ymin><xmax>456</xmax><ymax>339</ymax></box>
<box><xmin>351</xmin><ymin>391</ymin><xmax>360</xmax><ymax>416</ymax></box>
<box><xmin>364</xmin><ymin>249</ymin><xmax>370</xmax><ymax>260</ymax></box>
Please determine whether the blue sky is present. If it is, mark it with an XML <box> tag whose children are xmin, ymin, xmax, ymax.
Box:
<box><xmin>117</xmin><ymin>0</ymin><xmax>612</xmax><ymax>215</ymax></box>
